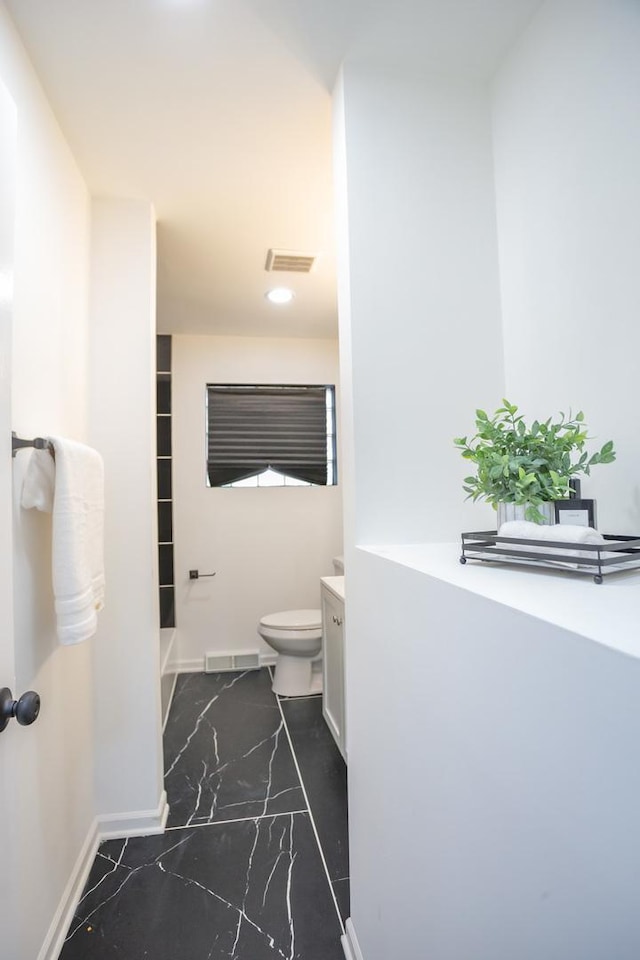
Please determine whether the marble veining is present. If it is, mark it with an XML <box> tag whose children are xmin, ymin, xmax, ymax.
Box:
<box><xmin>59</xmin><ymin>815</ymin><xmax>344</xmax><ymax>960</ymax></box>
<box><xmin>280</xmin><ymin>696</ymin><xmax>349</xmax><ymax>904</ymax></box>
<box><xmin>164</xmin><ymin>670</ymin><xmax>305</xmax><ymax>827</ymax></box>
<box><xmin>60</xmin><ymin>667</ymin><xmax>348</xmax><ymax>957</ymax></box>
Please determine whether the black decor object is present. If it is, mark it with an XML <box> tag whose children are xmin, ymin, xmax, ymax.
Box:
<box><xmin>559</xmin><ymin>478</ymin><xmax>597</xmax><ymax>527</ymax></box>
<box><xmin>555</xmin><ymin>498</ymin><xmax>597</xmax><ymax>528</ymax></box>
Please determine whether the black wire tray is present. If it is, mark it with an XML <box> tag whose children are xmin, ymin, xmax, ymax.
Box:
<box><xmin>460</xmin><ymin>531</ymin><xmax>640</xmax><ymax>584</ymax></box>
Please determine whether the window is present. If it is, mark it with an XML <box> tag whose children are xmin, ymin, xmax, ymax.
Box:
<box><xmin>206</xmin><ymin>384</ymin><xmax>337</xmax><ymax>488</ymax></box>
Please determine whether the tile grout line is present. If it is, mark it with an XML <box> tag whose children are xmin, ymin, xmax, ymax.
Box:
<box><xmin>273</xmin><ymin>678</ymin><xmax>346</xmax><ymax>936</ymax></box>
<box><xmin>164</xmin><ymin>809</ymin><xmax>310</xmax><ymax>832</ymax></box>
<box><xmin>164</xmin><ymin>669</ymin><xmax>309</xmax><ymax>832</ymax></box>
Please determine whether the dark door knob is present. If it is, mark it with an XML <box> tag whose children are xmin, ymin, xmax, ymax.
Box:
<box><xmin>0</xmin><ymin>687</ymin><xmax>41</xmax><ymax>733</ymax></box>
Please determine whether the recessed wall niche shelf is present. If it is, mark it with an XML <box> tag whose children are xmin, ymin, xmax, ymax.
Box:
<box><xmin>157</xmin><ymin>335</ymin><xmax>175</xmax><ymax>627</ymax></box>
<box><xmin>460</xmin><ymin>531</ymin><xmax>640</xmax><ymax>584</ymax></box>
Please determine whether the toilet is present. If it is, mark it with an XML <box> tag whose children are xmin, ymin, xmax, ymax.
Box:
<box><xmin>258</xmin><ymin>609</ymin><xmax>323</xmax><ymax>697</ymax></box>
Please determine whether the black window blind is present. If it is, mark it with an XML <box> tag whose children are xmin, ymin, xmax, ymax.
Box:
<box><xmin>207</xmin><ymin>384</ymin><xmax>331</xmax><ymax>486</ymax></box>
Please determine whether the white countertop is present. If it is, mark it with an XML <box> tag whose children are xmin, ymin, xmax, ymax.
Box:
<box><xmin>359</xmin><ymin>542</ymin><xmax>640</xmax><ymax>660</ymax></box>
<box><xmin>320</xmin><ymin>575</ymin><xmax>345</xmax><ymax>603</ymax></box>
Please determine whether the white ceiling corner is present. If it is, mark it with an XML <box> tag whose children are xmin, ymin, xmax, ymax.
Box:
<box><xmin>4</xmin><ymin>0</ymin><xmax>542</xmax><ymax>340</ymax></box>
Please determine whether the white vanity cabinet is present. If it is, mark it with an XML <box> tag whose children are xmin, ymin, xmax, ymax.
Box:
<box><xmin>321</xmin><ymin>576</ymin><xmax>346</xmax><ymax>761</ymax></box>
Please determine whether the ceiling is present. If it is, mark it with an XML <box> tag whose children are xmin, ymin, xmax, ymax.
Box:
<box><xmin>3</xmin><ymin>0</ymin><xmax>541</xmax><ymax>340</ymax></box>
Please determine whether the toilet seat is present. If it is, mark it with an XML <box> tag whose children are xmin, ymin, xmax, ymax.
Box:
<box><xmin>259</xmin><ymin>609</ymin><xmax>322</xmax><ymax>645</ymax></box>
<box><xmin>259</xmin><ymin>609</ymin><xmax>321</xmax><ymax>631</ymax></box>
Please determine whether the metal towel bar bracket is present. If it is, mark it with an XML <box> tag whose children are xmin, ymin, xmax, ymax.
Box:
<box><xmin>11</xmin><ymin>432</ymin><xmax>53</xmax><ymax>458</ymax></box>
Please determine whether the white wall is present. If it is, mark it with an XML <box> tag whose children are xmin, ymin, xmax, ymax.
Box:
<box><xmin>89</xmin><ymin>198</ymin><xmax>165</xmax><ymax>824</ymax></box>
<box><xmin>0</xmin><ymin>70</ymin><xmax>20</xmax><ymax>960</ymax></box>
<box><xmin>335</xmin><ymin>64</ymin><xmax>505</xmax><ymax>548</ymax></box>
<box><xmin>334</xmin><ymin>62</ymin><xmax>506</xmax><ymax>960</ymax></box>
<box><xmin>172</xmin><ymin>335</ymin><xmax>343</xmax><ymax>666</ymax></box>
<box><xmin>337</xmin><ymin>3</ymin><xmax>640</xmax><ymax>958</ymax></box>
<box><xmin>332</xmin><ymin>71</ymin><xmax>358</xmax><ymax>567</ymax></box>
<box><xmin>348</xmin><ymin>547</ymin><xmax>640</xmax><ymax>960</ymax></box>
<box><xmin>0</xmin><ymin>5</ymin><xmax>94</xmax><ymax>958</ymax></box>
<box><xmin>493</xmin><ymin>0</ymin><xmax>640</xmax><ymax>533</ymax></box>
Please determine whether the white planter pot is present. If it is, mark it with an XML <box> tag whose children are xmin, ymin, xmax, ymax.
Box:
<box><xmin>496</xmin><ymin>501</ymin><xmax>555</xmax><ymax>529</ymax></box>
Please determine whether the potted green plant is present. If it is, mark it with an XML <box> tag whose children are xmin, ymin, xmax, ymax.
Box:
<box><xmin>454</xmin><ymin>399</ymin><xmax>616</xmax><ymax>525</ymax></box>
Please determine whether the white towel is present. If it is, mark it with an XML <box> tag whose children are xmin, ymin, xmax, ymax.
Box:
<box><xmin>496</xmin><ymin>520</ymin><xmax>606</xmax><ymax>569</ymax></box>
<box><xmin>21</xmin><ymin>437</ymin><xmax>105</xmax><ymax>645</ymax></box>
<box><xmin>498</xmin><ymin>520</ymin><xmax>605</xmax><ymax>545</ymax></box>
<box><xmin>21</xmin><ymin>446</ymin><xmax>55</xmax><ymax>513</ymax></box>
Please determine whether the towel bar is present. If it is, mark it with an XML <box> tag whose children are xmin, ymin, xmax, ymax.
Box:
<box><xmin>11</xmin><ymin>432</ymin><xmax>54</xmax><ymax>458</ymax></box>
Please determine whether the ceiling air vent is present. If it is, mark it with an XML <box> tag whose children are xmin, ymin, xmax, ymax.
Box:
<box><xmin>265</xmin><ymin>249</ymin><xmax>316</xmax><ymax>273</ymax></box>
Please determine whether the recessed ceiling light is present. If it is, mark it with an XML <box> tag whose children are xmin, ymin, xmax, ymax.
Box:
<box><xmin>265</xmin><ymin>287</ymin><xmax>295</xmax><ymax>305</ymax></box>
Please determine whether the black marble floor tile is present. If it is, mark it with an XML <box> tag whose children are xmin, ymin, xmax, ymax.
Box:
<box><xmin>59</xmin><ymin>814</ymin><xmax>344</xmax><ymax>960</ymax></box>
<box><xmin>280</xmin><ymin>697</ymin><xmax>349</xmax><ymax>886</ymax></box>
<box><xmin>332</xmin><ymin>878</ymin><xmax>351</xmax><ymax>925</ymax></box>
<box><xmin>164</xmin><ymin>670</ymin><xmax>306</xmax><ymax>827</ymax></box>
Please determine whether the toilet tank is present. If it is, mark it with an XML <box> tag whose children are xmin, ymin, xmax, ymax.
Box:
<box><xmin>332</xmin><ymin>555</ymin><xmax>344</xmax><ymax>575</ymax></box>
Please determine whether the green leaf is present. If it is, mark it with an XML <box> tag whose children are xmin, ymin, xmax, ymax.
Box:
<box><xmin>455</xmin><ymin>401</ymin><xmax>616</xmax><ymax>505</ymax></box>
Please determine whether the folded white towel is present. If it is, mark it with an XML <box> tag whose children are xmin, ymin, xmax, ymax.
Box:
<box><xmin>498</xmin><ymin>520</ymin><xmax>605</xmax><ymax>545</ymax></box>
<box><xmin>496</xmin><ymin>520</ymin><xmax>606</xmax><ymax>570</ymax></box>
<box><xmin>21</xmin><ymin>437</ymin><xmax>105</xmax><ymax>645</ymax></box>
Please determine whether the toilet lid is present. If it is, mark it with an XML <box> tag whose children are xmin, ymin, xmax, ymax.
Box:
<box><xmin>260</xmin><ymin>609</ymin><xmax>322</xmax><ymax>631</ymax></box>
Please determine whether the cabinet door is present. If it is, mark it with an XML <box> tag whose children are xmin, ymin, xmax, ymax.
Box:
<box><xmin>322</xmin><ymin>588</ymin><xmax>346</xmax><ymax>760</ymax></box>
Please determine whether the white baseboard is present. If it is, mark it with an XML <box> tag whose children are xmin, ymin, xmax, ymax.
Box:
<box><xmin>166</xmin><ymin>655</ymin><xmax>203</xmax><ymax>674</ymax></box>
<box><xmin>98</xmin><ymin>789</ymin><xmax>169</xmax><ymax>840</ymax></box>
<box><xmin>39</xmin><ymin>791</ymin><xmax>169</xmax><ymax>959</ymax></box>
<box><xmin>342</xmin><ymin>918</ymin><xmax>364</xmax><ymax>960</ymax></box>
<box><xmin>37</xmin><ymin>817</ymin><xmax>100</xmax><ymax>960</ymax></box>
